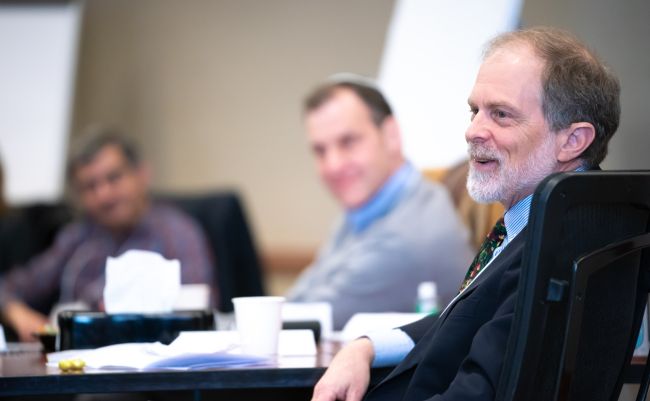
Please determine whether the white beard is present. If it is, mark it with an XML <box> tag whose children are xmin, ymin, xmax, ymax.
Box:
<box><xmin>466</xmin><ymin>134</ymin><xmax>558</xmax><ymax>205</ymax></box>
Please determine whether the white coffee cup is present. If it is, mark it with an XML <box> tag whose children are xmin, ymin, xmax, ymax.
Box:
<box><xmin>232</xmin><ymin>296</ymin><xmax>285</xmax><ymax>356</ymax></box>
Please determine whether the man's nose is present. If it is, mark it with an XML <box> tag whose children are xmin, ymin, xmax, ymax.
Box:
<box><xmin>465</xmin><ymin>112</ymin><xmax>490</xmax><ymax>144</ymax></box>
<box><xmin>322</xmin><ymin>149</ymin><xmax>346</xmax><ymax>175</ymax></box>
<box><xmin>93</xmin><ymin>179</ymin><xmax>114</xmax><ymax>201</ymax></box>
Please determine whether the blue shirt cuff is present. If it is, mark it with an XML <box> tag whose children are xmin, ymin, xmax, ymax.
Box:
<box><xmin>365</xmin><ymin>329</ymin><xmax>415</xmax><ymax>367</ymax></box>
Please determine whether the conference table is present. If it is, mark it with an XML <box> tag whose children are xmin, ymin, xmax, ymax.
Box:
<box><xmin>0</xmin><ymin>341</ymin><xmax>391</xmax><ymax>400</ymax></box>
<box><xmin>0</xmin><ymin>342</ymin><xmax>645</xmax><ymax>400</ymax></box>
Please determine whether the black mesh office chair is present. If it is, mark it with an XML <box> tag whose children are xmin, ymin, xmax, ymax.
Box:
<box><xmin>496</xmin><ymin>171</ymin><xmax>650</xmax><ymax>401</ymax></box>
<box><xmin>158</xmin><ymin>191</ymin><xmax>266</xmax><ymax>313</ymax></box>
<box><xmin>0</xmin><ymin>203</ymin><xmax>73</xmax><ymax>276</ymax></box>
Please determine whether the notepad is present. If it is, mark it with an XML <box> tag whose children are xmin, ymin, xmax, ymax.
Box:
<box><xmin>169</xmin><ymin>329</ymin><xmax>317</xmax><ymax>356</ymax></box>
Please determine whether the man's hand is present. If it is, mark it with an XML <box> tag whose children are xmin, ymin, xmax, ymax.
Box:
<box><xmin>2</xmin><ymin>301</ymin><xmax>49</xmax><ymax>342</ymax></box>
<box><xmin>311</xmin><ymin>337</ymin><xmax>375</xmax><ymax>401</ymax></box>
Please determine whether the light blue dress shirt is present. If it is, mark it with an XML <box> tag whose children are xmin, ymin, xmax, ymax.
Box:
<box><xmin>346</xmin><ymin>162</ymin><xmax>416</xmax><ymax>233</ymax></box>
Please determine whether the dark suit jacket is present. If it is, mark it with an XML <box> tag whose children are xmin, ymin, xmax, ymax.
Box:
<box><xmin>365</xmin><ymin>228</ymin><xmax>528</xmax><ymax>401</ymax></box>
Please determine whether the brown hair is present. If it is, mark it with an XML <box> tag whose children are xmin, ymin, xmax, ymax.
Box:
<box><xmin>485</xmin><ymin>27</ymin><xmax>620</xmax><ymax>167</ymax></box>
<box><xmin>303</xmin><ymin>80</ymin><xmax>393</xmax><ymax>127</ymax></box>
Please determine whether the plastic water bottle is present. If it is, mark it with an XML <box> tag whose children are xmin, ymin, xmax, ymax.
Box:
<box><xmin>415</xmin><ymin>281</ymin><xmax>440</xmax><ymax>315</ymax></box>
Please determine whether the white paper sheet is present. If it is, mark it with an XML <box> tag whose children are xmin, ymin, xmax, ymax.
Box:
<box><xmin>46</xmin><ymin>330</ymin><xmax>316</xmax><ymax>371</ymax></box>
<box><xmin>171</xmin><ymin>330</ymin><xmax>317</xmax><ymax>356</ymax></box>
<box><xmin>340</xmin><ymin>313</ymin><xmax>428</xmax><ymax>342</ymax></box>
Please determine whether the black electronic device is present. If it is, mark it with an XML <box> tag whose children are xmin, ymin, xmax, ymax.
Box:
<box><xmin>58</xmin><ymin>310</ymin><xmax>215</xmax><ymax>350</ymax></box>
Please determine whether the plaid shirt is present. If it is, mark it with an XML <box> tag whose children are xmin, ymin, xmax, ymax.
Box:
<box><xmin>0</xmin><ymin>203</ymin><xmax>214</xmax><ymax>312</ymax></box>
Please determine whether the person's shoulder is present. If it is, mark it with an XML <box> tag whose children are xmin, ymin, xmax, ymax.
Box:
<box><xmin>411</xmin><ymin>173</ymin><xmax>452</xmax><ymax>199</ymax></box>
<box><xmin>149</xmin><ymin>202</ymin><xmax>202</xmax><ymax>231</ymax></box>
<box><xmin>51</xmin><ymin>217</ymin><xmax>92</xmax><ymax>247</ymax></box>
<box><xmin>398</xmin><ymin>173</ymin><xmax>456</xmax><ymax>214</ymax></box>
<box><xmin>383</xmin><ymin>173</ymin><xmax>470</xmax><ymax>244</ymax></box>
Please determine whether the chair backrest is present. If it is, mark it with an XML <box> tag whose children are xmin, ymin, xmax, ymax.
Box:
<box><xmin>496</xmin><ymin>171</ymin><xmax>650</xmax><ymax>401</ymax></box>
<box><xmin>158</xmin><ymin>191</ymin><xmax>266</xmax><ymax>312</ymax></box>
<box><xmin>0</xmin><ymin>203</ymin><xmax>73</xmax><ymax>275</ymax></box>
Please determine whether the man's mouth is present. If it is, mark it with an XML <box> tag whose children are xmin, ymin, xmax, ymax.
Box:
<box><xmin>474</xmin><ymin>157</ymin><xmax>495</xmax><ymax>164</ymax></box>
<box><xmin>469</xmin><ymin>147</ymin><xmax>501</xmax><ymax>169</ymax></box>
<box><xmin>99</xmin><ymin>201</ymin><xmax>122</xmax><ymax>216</ymax></box>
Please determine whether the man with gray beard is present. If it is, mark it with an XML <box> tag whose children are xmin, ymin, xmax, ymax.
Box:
<box><xmin>310</xmin><ymin>26</ymin><xmax>620</xmax><ymax>401</ymax></box>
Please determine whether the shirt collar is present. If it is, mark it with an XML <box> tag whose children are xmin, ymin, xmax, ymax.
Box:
<box><xmin>503</xmin><ymin>195</ymin><xmax>532</xmax><ymax>243</ymax></box>
<box><xmin>346</xmin><ymin>162</ymin><xmax>415</xmax><ymax>233</ymax></box>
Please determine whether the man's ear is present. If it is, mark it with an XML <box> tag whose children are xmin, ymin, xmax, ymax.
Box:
<box><xmin>381</xmin><ymin>116</ymin><xmax>402</xmax><ymax>154</ymax></box>
<box><xmin>556</xmin><ymin>122</ymin><xmax>596</xmax><ymax>163</ymax></box>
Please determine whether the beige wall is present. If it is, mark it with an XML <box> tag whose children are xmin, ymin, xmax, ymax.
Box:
<box><xmin>73</xmin><ymin>0</ymin><xmax>395</xmax><ymax>261</ymax></box>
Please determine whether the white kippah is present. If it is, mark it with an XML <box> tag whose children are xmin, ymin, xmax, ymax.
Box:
<box><xmin>325</xmin><ymin>72</ymin><xmax>380</xmax><ymax>90</ymax></box>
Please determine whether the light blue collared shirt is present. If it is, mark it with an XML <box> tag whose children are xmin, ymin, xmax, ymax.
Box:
<box><xmin>346</xmin><ymin>162</ymin><xmax>416</xmax><ymax>233</ymax></box>
<box><xmin>490</xmin><ymin>194</ymin><xmax>532</xmax><ymax>261</ymax></box>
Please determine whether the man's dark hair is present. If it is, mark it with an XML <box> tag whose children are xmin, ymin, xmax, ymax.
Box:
<box><xmin>67</xmin><ymin>126</ymin><xmax>141</xmax><ymax>180</ymax></box>
<box><xmin>485</xmin><ymin>26</ymin><xmax>621</xmax><ymax>167</ymax></box>
<box><xmin>303</xmin><ymin>79</ymin><xmax>393</xmax><ymax>127</ymax></box>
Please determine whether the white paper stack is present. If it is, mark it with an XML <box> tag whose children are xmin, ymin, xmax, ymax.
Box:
<box><xmin>46</xmin><ymin>330</ymin><xmax>317</xmax><ymax>371</ymax></box>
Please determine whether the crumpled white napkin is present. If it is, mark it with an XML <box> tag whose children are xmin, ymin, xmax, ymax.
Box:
<box><xmin>103</xmin><ymin>250</ymin><xmax>180</xmax><ymax>314</ymax></box>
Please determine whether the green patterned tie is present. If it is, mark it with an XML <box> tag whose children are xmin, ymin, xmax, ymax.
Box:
<box><xmin>458</xmin><ymin>217</ymin><xmax>506</xmax><ymax>292</ymax></box>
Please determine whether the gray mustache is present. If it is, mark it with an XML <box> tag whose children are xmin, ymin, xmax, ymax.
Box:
<box><xmin>468</xmin><ymin>146</ymin><xmax>502</xmax><ymax>162</ymax></box>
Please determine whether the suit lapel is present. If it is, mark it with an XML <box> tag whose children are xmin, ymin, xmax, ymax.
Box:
<box><xmin>435</xmin><ymin>229</ymin><xmax>528</xmax><ymax>326</ymax></box>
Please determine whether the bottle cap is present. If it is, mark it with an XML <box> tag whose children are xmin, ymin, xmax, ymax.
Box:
<box><xmin>418</xmin><ymin>281</ymin><xmax>437</xmax><ymax>299</ymax></box>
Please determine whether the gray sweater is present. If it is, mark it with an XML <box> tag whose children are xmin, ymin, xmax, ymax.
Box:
<box><xmin>287</xmin><ymin>173</ymin><xmax>475</xmax><ymax>329</ymax></box>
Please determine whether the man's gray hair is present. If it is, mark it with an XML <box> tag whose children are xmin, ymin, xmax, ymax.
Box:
<box><xmin>484</xmin><ymin>26</ymin><xmax>620</xmax><ymax>167</ymax></box>
<box><xmin>67</xmin><ymin>125</ymin><xmax>141</xmax><ymax>179</ymax></box>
